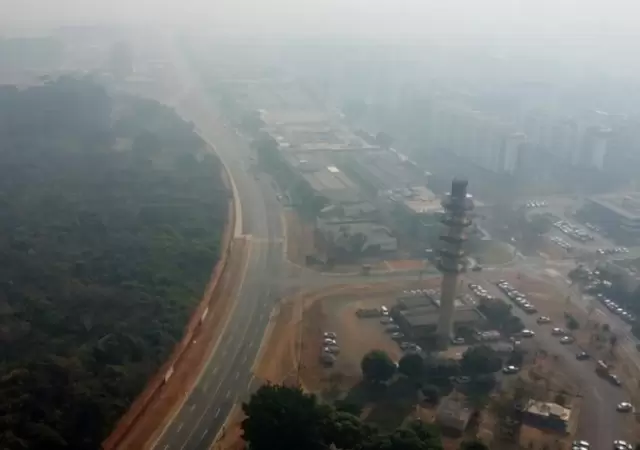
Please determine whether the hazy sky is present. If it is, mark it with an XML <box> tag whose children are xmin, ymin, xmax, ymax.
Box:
<box><xmin>2</xmin><ymin>0</ymin><xmax>639</xmax><ymax>39</ymax></box>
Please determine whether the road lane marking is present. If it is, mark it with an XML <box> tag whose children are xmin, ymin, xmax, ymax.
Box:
<box><xmin>164</xmin><ymin>445</ymin><xmax>169</xmax><ymax>450</ymax></box>
<box><xmin>201</xmin><ymin>429</ymin><xmax>208</xmax><ymax>440</ymax></box>
<box><xmin>177</xmin><ymin>422</ymin><xmax>183</xmax><ymax>432</ymax></box>
<box><xmin>225</xmin><ymin>390</ymin><xmax>231</xmax><ymax>399</ymax></box>
<box><xmin>215</xmin><ymin>408</ymin><xmax>221</xmax><ymax>418</ymax></box>
<box><xmin>235</xmin><ymin>371</ymin><xmax>240</xmax><ymax>380</ymax></box>
<box><xmin>190</xmin><ymin>404</ymin><xmax>195</xmax><ymax>412</ymax></box>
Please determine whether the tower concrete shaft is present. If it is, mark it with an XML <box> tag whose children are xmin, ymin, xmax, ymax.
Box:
<box><xmin>436</xmin><ymin>178</ymin><xmax>474</xmax><ymax>349</ymax></box>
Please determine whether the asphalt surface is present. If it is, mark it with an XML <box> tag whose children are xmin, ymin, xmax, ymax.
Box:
<box><xmin>466</xmin><ymin>270</ymin><xmax>627</xmax><ymax>450</ymax></box>
<box><xmin>152</xmin><ymin>51</ymin><xmax>286</xmax><ymax>450</ymax></box>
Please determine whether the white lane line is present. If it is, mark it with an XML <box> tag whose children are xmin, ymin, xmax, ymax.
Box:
<box><xmin>164</xmin><ymin>445</ymin><xmax>169</xmax><ymax>450</ymax></box>
<box><xmin>235</xmin><ymin>371</ymin><xmax>240</xmax><ymax>380</ymax></box>
<box><xmin>225</xmin><ymin>390</ymin><xmax>231</xmax><ymax>399</ymax></box>
<box><xmin>177</xmin><ymin>422</ymin><xmax>183</xmax><ymax>432</ymax></box>
<box><xmin>190</xmin><ymin>404</ymin><xmax>195</xmax><ymax>412</ymax></box>
<box><xmin>212</xmin><ymin>367</ymin><xmax>218</xmax><ymax>375</ymax></box>
<box><xmin>215</xmin><ymin>408</ymin><xmax>221</xmax><ymax>418</ymax></box>
<box><xmin>201</xmin><ymin>429</ymin><xmax>208</xmax><ymax>440</ymax></box>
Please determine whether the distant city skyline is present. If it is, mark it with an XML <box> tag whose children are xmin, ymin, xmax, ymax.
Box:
<box><xmin>2</xmin><ymin>0</ymin><xmax>640</xmax><ymax>42</ymax></box>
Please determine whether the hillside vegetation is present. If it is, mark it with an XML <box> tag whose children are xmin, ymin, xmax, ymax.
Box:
<box><xmin>0</xmin><ymin>77</ymin><xmax>228</xmax><ymax>449</ymax></box>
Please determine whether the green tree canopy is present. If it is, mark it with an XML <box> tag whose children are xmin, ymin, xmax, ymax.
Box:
<box><xmin>241</xmin><ymin>384</ymin><xmax>328</xmax><ymax>450</ymax></box>
<box><xmin>460</xmin><ymin>439</ymin><xmax>490</xmax><ymax>450</ymax></box>
<box><xmin>361</xmin><ymin>350</ymin><xmax>396</xmax><ymax>384</ymax></box>
<box><xmin>398</xmin><ymin>353</ymin><xmax>425</xmax><ymax>381</ymax></box>
<box><xmin>460</xmin><ymin>346</ymin><xmax>502</xmax><ymax>375</ymax></box>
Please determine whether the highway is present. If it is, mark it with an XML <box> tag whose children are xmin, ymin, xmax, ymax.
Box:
<box><xmin>151</xmin><ymin>47</ymin><xmax>286</xmax><ymax>450</ymax></box>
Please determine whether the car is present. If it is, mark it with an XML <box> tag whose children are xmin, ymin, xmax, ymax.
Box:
<box><xmin>390</xmin><ymin>332</ymin><xmax>405</xmax><ymax>341</ymax></box>
<box><xmin>537</xmin><ymin>316</ymin><xmax>551</xmax><ymax>324</ymax></box>
<box><xmin>323</xmin><ymin>338</ymin><xmax>337</xmax><ymax>345</ymax></box>
<box><xmin>521</xmin><ymin>329</ymin><xmax>535</xmax><ymax>338</ymax></box>
<box><xmin>324</xmin><ymin>346</ymin><xmax>340</xmax><ymax>354</ymax></box>
<box><xmin>575</xmin><ymin>352</ymin><xmax>590</xmax><ymax>360</ymax></box>
<box><xmin>560</xmin><ymin>336</ymin><xmax>575</xmax><ymax>344</ymax></box>
<box><xmin>472</xmin><ymin>265</ymin><xmax>483</xmax><ymax>272</ymax></box>
<box><xmin>386</xmin><ymin>325</ymin><xmax>401</xmax><ymax>333</ymax></box>
<box><xmin>616</xmin><ymin>402</ymin><xmax>633</xmax><ymax>412</ymax></box>
<box><xmin>609</xmin><ymin>374</ymin><xmax>622</xmax><ymax>386</ymax></box>
<box><xmin>380</xmin><ymin>316</ymin><xmax>393</xmax><ymax>324</ymax></box>
<box><xmin>451</xmin><ymin>337</ymin><xmax>465</xmax><ymax>345</ymax></box>
<box><xmin>324</xmin><ymin>332</ymin><xmax>337</xmax><ymax>339</ymax></box>
<box><xmin>551</xmin><ymin>327</ymin><xmax>565</xmax><ymax>336</ymax></box>
<box><xmin>399</xmin><ymin>342</ymin><xmax>412</xmax><ymax>350</ymax></box>
<box><xmin>572</xmin><ymin>440</ymin><xmax>590</xmax><ymax>449</ymax></box>
<box><xmin>613</xmin><ymin>440</ymin><xmax>632</xmax><ymax>450</ymax></box>
<box><xmin>502</xmin><ymin>365</ymin><xmax>520</xmax><ymax>374</ymax></box>
<box><xmin>380</xmin><ymin>306</ymin><xmax>389</xmax><ymax>316</ymax></box>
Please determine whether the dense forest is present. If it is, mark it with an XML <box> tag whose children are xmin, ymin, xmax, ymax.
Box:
<box><xmin>0</xmin><ymin>77</ymin><xmax>228</xmax><ymax>449</ymax></box>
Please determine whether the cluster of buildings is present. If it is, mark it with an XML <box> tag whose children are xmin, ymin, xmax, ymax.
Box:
<box><xmin>581</xmin><ymin>192</ymin><xmax>640</xmax><ymax>243</ymax></box>
<box><xmin>422</xmin><ymin>99</ymin><xmax>626</xmax><ymax>176</ymax></box>
<box><xmin>236</xmin><ymin>80</ymin><xmax>452</xmax><ymax>260</ymax></box>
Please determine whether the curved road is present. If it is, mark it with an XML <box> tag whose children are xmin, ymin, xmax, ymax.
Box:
<box><xmin>152</xmin><ymin>52</ymin><xmax>286</xmax><ymax>450</ymax></box>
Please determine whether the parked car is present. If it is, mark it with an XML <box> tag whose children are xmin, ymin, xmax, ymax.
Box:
<box><xmin>616</xmin><ymin>402</ymin><xmax>633</xmax><ymax>413</ymax></box>
<box><xmin>521</xmin><ymin>329</ymin><xmax>535</xmax><ymax>338</ymax></box>
<box><xmin>324</xmin><ymin>331</ymin><xmax>337</xmax><ymax>339</ymax></box>
<box><xmin>502</xmin><ymin>365</ymin><xmax>520</xmax><ymax>374</ymax></box>
<box><xmin>560</xmin><ymin>336</ymin><xmax>575</xmax><ymax>344</ymax></box>
<box><xmin>576</xmin><ymin>352</ymin><xmax>590</xmax><ymax>360</ymax></box>
<box><xmin>390</xmin><ymin>332</ymin><xmax>405</xmax><ymax>341</ymax></box>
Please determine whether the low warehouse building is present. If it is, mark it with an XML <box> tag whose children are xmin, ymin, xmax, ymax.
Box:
<box><xmin>392</xmin><ymin>306</ymin><xmax>484</xmax><ymax>339</ymax></box>
<box><xmin>522</xmin><ymin>400</ymin><xmax>573</xmax><ymax>434</ymax></box>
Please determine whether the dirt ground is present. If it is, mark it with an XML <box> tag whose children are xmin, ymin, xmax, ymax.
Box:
<box><xmin>285</xmin><ymin>210</ymin><xmax>315</xmax><ymax>266</ymax></box>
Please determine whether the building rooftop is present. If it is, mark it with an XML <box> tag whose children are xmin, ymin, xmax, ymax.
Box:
<box><xmin>390</xmin><ymin>185</ymin><xmax>444</xmax><ymax>214</ymax></box>
<box><xmin>525</xmin><ymin>400</ymin><xmax>572</xmax><ymax>422</ymax></box>
<box><xmin>436</xmin><ymin>395</ymin><xmax>472</xmax><ymax>430</ymax></box>
<box><xmin>283</xmin><ymin>153</ymin><xmax>361</xmax><ymax>203</ymax></box>
<box><xmin>264</xmin><ymin>110</ymin><xmax>378</xmax><ymax>154</ymax></box>
<box><xmin>400</xmin><ymin>306</ymin><xmax>483</xmax><ymax>328</ymax></box>
<box><xmin>348</xmin><ymin>150</ymin><xmax>428</xmax><ymax>192</ymax></box>
<box><xmin>589</xmin><ymin>192</ymin><xmax>640</xmax><ymax>221</ymax></box>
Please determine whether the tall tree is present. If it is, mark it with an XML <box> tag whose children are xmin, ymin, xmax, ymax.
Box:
<box><xmin>242</xmin><ymin>384</ymin><xmax>328</xmax><ymax>450</ymax></box>
<box><xmin>361</xmin><ymin>350</ymin><xmax>396</xmax><ymax>384</ymax></box>
<box><xmin>460</xmin><ymin>346</ymin><xmax>502</xmax><ymax>375</ymax></box>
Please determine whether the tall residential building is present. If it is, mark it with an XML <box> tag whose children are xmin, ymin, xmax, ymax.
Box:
<box><xmin>426</xmin><ymin>101</ymin><xmax>522</xmax><ymax>174</ymax></box>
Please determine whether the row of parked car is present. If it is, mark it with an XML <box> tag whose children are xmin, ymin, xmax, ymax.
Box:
<box><xmin>596</xmin><ymin>294</ymin><xmax>637</xmax><ymax>324</ymax></box>
<box><xmin>496</xmin><ymin>280</ymin><xmax>538</xmax><ymax>314</ymax></box>
<box><xmin>525</xmin><ymin>200</ymin><xmax>548</xmax><ymax>208</ymax></box>
<box><xmin>553</xmin><ymin>220</ymin><xmax>594</xmax><ymax>243</ymax></box>
<box><xmin>596</xmin><ymin>247</ymin><xmax>629</xmax><ymax>255</ymax></box>
<box><xmin>320</xmin><ymin>331</ymin><xmax>341</xmax><ymax>367</ymax></box>
<box><xmin>550</xmin><ymin>235</ymin><xmax>573</xmax><ymax>251</ymax></box>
